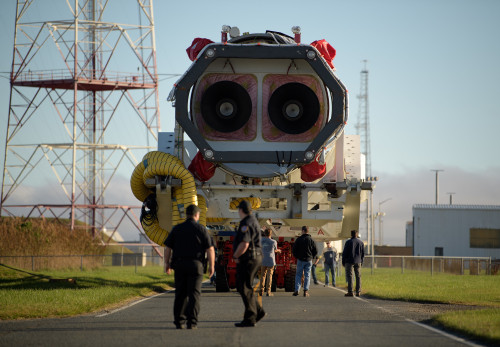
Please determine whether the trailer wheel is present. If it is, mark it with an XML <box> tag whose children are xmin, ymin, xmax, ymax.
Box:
<box><xmin>215</xmin><ymin>264</ymin><xmax>230</xmax><ymax>292</ymax></box>
<box><xmin>284</xmin><ymin>264</ymin><xmax>296</xmax><ymax>292</ymax></box>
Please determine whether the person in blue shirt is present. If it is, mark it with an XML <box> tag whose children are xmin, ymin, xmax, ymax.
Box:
<box><xmin>259</xmin><ymin>227</ymin><xmax>281</xmax><ymax>296</ymax></box>
<box><xmin>322</xmin><ymin>241</ymin><xmax>338</xmax><ymax>287</ymax></box>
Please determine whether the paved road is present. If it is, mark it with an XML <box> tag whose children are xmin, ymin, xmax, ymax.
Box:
<box><xmin>0</xmin><ymin>283</ymin><xmax>480</xmax><ymax>347</ymax></box>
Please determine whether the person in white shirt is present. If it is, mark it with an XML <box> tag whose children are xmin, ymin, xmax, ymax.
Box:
<box><xmin>259</xmin><ymin>228</ymin><xmax>281</xmax><ymax>296</ymax></box>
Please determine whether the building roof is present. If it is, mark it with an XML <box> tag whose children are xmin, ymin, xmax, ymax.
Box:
<box><xmin>413</xmin><ymin>204</ymin><xmax>500</xmax><ymax>210</ymax></box>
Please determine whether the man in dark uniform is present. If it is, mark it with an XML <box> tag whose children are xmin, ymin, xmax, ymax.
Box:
<box><xmin>232</xmin><ymin>200</ymin><xmax>266</xmax><ymax>327</ymax></box>
<box><xmin>342</xmin><ymin>229</ymin><xmax>364</xmax><ymax>297</ymax></box>
<box><xmin>164</xmin><ymin>204</ymin><xmax>215</xmax><ymax>329</ymax></box>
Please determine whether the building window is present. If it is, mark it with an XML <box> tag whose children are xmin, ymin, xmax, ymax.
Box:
<box><xmin>470</xmin><ymin>228</ymin><xmax>500</xmax><ymax>248</ymax></box>
<box><xmin>435</xmin><ymin>247</ymin><xmax>443</xmax><ymax>256</ymax></box>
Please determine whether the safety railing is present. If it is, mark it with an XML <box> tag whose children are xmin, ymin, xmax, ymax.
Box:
<box><xmin>13</xmin><ymin>69</ymin><xmax>156</xmax><ymax>85</ymax></box>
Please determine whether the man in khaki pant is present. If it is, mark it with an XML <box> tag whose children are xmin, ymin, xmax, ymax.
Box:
<box><xmin>259</xmin><ymin>228</ymin><xmax>280</xmax><ymax>296</ymax></box>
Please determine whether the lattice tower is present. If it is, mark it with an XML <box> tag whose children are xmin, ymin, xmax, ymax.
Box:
<box><xmin>1</xmin><ymin>0</ymin><xmax>160</xmax><ymax>244</ymax></box>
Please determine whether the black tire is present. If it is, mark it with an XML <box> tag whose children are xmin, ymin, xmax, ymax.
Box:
<box><xmin>284</xmin><ymin>264</ymin><xmax>296</xmax><ymax>292</ymax></box>
<box><xmin>271</xmin><ymin>272</ymin><xmax>277</xmax><ymax>292</ymax></box>
<box><xmin>215</xmin><ymin>264</ymin><xmax>230</xmax><ymax>292</ymax></box>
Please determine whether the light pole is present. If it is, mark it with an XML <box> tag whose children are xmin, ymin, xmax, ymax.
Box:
<box><xmin>447</xmin><ymin>192</ymin><xmax>455</xmax><ymax>205</ymax></box>
<box><xmin>377</xmin><ymin>198</ymin><xmax>392</xmax><ymax>246</ymax></box>
<box><xmin>431</xmin><ymin>169</ymin><xmax>444</xmax><ymax>204</ymax></box>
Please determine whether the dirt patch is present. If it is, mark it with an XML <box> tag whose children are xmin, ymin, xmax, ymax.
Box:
<box><xmin>362</xmin><ymin>295</ymin><xmax>486</xmax><ymax>322</ymax></box>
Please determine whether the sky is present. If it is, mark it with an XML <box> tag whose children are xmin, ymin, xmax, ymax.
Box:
<box><xmin>1</xmin><ymin>0</ymin><xmax>499</xmax><ymax>244</ymax></box>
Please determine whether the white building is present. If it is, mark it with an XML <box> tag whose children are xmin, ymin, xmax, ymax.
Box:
<box><xmin>411</xmin><ymin>204</ymin><xmax>500</xmax><ymax>259</ymax></box>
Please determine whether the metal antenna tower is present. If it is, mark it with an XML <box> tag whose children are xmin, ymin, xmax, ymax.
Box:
<box><xmin>355</xmin><ymin>60</ymin><xmax>373</xmax><ymax>252</ymax></box>
<box><xmin>1</xmin><ymin>0</ymin><xmax>160</xmax><ymax>243</ymax></box>
<box><xmin>356</xmin><ymin>60</ymin><xmax>371</xmax><ymax>176</ymax></box>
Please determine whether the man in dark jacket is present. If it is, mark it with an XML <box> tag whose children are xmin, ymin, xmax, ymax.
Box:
<box><xmin>232</xmin><ymin>200</ymin><xmax>265</xmax><ymax>327</ymax></box>
<box><xmin>342</xmin><ymin>230</ymin><xmax>365</xmax><ymax>297</ymax></box>
<box><xmin>292</xmin><ymin>226</ymin><xmax>317</xmax><ymax>297</ymax></box>
<box><xmin>164</xmin><ymin>204</ymin><xmax>215</xmax><ymax>329</ymax></box>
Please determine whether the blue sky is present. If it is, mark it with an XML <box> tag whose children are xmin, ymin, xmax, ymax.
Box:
<box><xmin>1</xmin><ymin>0</ymin><xmax>499</xmax><ymax>244</ymax></box>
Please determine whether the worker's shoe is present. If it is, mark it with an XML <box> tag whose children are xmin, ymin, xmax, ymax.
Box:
<box><xmin>303</xmin><ymin>290</ymin><xmax>310</xmax><ymax>297</ymax></box>
<box><xmin>292</xmin><ymin>291</ymin><xmax>299</xmax><ymax>296</ymax></box>
<box><xmin>256</xmin><ymin>310</ymin><xmax>267</xmax><ymax>322</ymax></box>
<box><xmin>356</xmin><ymin>292</ymin><xmax>361</xmax><ymax>297</ymax></box>
<box><xmin>314</xmin><ymin>281</ymin><xmax>319</xmax><ymax>285</ymax></box>
<box><xmin>174</xmin><ymin>322</ymin><xmax>184</xmax><ymax>329</ymax></box>
<box><xmin>235</xmin><ymin>321</ymin><xmax>255</xmax><ymax>328</ymax></box>
<box><xmin>258</xmin><ymin>291</ymin><xmax>264</xmax><ymax>296</ymax></box>
<box><xmin>266</xmin><ymin>293</ymin><xmax>273</xmax><ymax>297</ymax></box>
<box><xmin>345</xmin><ymin>292</ymin><xmax>354</xmax><ymax>297</ymax></box>
<box><xmin>187</xmin><ymin>324</ymin><xmax>197</xmax><ymax>330</ymax></box>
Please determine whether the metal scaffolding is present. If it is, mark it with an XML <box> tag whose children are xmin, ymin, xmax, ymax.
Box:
<box><xmin>1</xmin><ymin>0</ymin><xmax>160</xmax><ymax>243</ymax></box>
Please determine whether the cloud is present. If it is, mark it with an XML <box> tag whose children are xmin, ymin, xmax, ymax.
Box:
<box><xmin>372</xmin><ymin>166</ymin><xmax>500</xmax><ymax>246</ymax></box>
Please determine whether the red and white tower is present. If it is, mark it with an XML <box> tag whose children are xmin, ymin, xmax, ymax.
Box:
<box><xmin>1</xmin><ymin>0</ymin><xmax>160</xmax><ymax>240</ymax></box>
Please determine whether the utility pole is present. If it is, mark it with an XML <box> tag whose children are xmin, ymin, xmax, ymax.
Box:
<box><xmin>430</xmin><ymin>170</ymin><xmax>444</xmax><ymax>204</ymax></box>
<box><xmin>447</xmin><ymin>192</ymin><xmax>455</xmax><ymax>205</ymax></box>
<box><xmin>378</xmin><ymin>198</ymin><xmax>391</xmax><ymax>245</ymax></box>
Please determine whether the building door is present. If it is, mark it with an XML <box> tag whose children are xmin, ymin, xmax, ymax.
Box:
<box><xmin>435</xmin><ymin>247</ymin><xmax>443</xmax><ymax>256</ymax></box>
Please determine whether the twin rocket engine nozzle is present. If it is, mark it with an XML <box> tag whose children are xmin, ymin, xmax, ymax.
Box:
<box><xmin>169</xmin><ymin>32</ymin><xmax>348</xmax><ymax>178</ymax></box>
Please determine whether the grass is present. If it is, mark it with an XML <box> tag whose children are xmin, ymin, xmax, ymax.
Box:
<box><xmin>315</xmin><ymin>266</ymin><xmax>500</xmax><ymax>343</ymax></box>
<box><xmin>0</xmin><ymin>265</ymin><xmax>174</xmax><ymax>319</ymax></box>
<box><xmin>433</xmin><ymin>308</ymin><xmax>500</xmax><ymax>345</ymax></box>
<box><xmin>340</xmin><ymin>267</ymin><xmax>499</xmax><ymax>307</ymax></box>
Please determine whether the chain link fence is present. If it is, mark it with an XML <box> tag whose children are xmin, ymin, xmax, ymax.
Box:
<box><xmin>0</xmin><ymin>253</ymin><xmax>165</xmax><ymax>272</ymax></box>
<box><xmin>362</xmin><ymin>255</ymin><xmax>493</xmax><ymax>275</ymax></box>
<box><xmin>1</xmin><ymin>253</ymin><xmax>495</xmax><ymax>276</ymax></box>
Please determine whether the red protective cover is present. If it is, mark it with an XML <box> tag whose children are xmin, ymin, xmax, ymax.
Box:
<box><xmin>310</xmin><ymin>39</ymin><xmax>336</xmax><ymax>69</ymax></box>
<box><xmin>300</xmin><ymin>155</ymin><xmax>327</xmax><ymax>182</ymax></box>
<box><xmin>188</xmin><ymin>151</ymin><xmax>216</xmax><ymax>182</ymax></box>
<box><xmin>186</xmin><ymin>38</ymin><xmax>214</xmax><ymax>61</ymax></box>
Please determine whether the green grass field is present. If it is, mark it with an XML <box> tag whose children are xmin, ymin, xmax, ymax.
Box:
<box><xmin>0</xmin><ymin>265</ymin><xmax>173</xmax><ymax>319</ymax></box>
<box><xmin>315</xmin><ymin>266</ymin><xmax>500</xmax><ymax>343</ymax></box>
<box><xmin>323</xmin><ymin>267</ymin><xmax>500</xmax><ymax>307</ymax></box>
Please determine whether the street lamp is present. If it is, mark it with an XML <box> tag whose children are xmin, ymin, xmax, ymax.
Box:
<box><xmin>377</xmin><ymin>198</ymin><xmax>392</xmax><ymax>246</ymax></box>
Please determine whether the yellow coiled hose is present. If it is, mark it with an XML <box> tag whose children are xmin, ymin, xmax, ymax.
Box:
<box><xmin>229</xmin><ymin>197</ymin><xmax>262</xmax><ymax>210</ymax></box>
<box><xmin>130</xmin><ymin>151</ymin><xmax>199</xmax><ymax>245</ymax></box>
<box><xmin>197</xmin><ymin>195</ymin><xmax>207</xmax><ymax>227</ymax></box>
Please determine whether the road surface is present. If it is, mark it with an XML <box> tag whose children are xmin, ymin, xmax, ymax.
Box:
<box><xmin>0</xmin><ymin>282</ymin><xmax>481</xmax><ymax>347</ymax></box>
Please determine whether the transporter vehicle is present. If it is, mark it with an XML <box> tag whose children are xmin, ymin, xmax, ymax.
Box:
<box><xmin>130</xmin><ymin>26</ymin><xmax>373</xmax><ymax>292</ymax></box>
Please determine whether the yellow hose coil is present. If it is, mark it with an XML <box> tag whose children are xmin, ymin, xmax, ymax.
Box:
<box><xmin>197</xmin><ymin>195</ymin><xmax>207</xmax><ymax>227</ymax></box>
<box><xmin>229</xmin><ymin>197</ymin><xmax>262</xmax><ymax>210</ymax></box>
<box><xmin>142</xmin><ymin>152</ymin><xmax>198</xmax><ymax>207</ymax></box>
<box><xmin>130</xmin><ymin>151</ymin><xmax>200</xmax><ymax>246</ymax></box>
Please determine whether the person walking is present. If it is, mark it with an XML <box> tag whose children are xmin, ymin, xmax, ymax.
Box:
<box><xmin>342</xmin><ymin>230</ymin><xmax>365</xmax><ymax>297</ymax></box>
<box><xmin>292</xmin><ymin>226</ymin><xmax>317</xmax><ymax>297</ymax></box>
<box><xmin>233</xmin><ymin>200</ymin><xmax>266</xmax><ymax>327</ymax></box>
<box><xmin>259</xmin><ymin>227</ymin><xmax>281</xmax><ymax>296</ymax></box>
<box><xmin>323</xmin><ymin>241</ymin><xmax>338</xmax><ymax>287</ymax></box>
<box><xmin>164</xmin><ymin>204</ymin><xmax>215</xmax><ymax>329</ymax></box>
